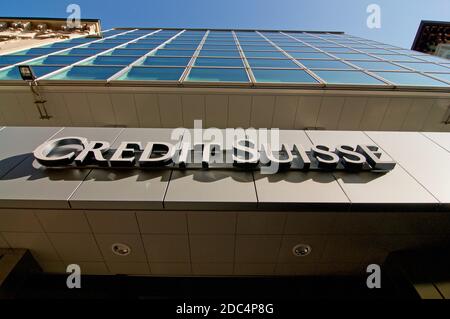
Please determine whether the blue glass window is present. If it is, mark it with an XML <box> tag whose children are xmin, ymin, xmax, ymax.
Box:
<box><xmin>28</xmin><ymin>55</ymin><xmax>90</xmax><ymax>65</ymax></box>
<box><xmin>118</xmin><ymin>67</ymin><xmax>184</xmax><ymax>81</ymax></box>
<box><xmin>202</xmin><ymin>41</ymin><xmax>236</xmax><ymax>46</ymax></box>
<box><xmin>66</xmin><ymin>38</ymin><xmax>95</xmax><ymax>43</ymax></box>
<box><xmin>239</xmin><ymin>45</ymin><xmax>276</xmax><ymax>51</ymax></box>
<box><xmin>413</xmin><ymin>55</ymin><xmax>449</xmax><ymax>63</ymax></box>
<box><xmin>163</xmin><ymin>43</ymin><xmax>199</xmax><ymax>50</ymax></box>
<box><xmin>320</xmin><ymin>47</ymin><xmax>357</xmax><ymax>53</ymax></box>
<box><xmin>0</xmin><ymin>55</ymin><xmax>38</xmax><ymax>65</ymax></box>
<box><xmin>82</xmin><ymin>56</ymin><xmax>138</xmax><ymax>66</ymax></box>
<box><xmin>48</xmin><ymin>66</ymin><xmax>123</xmax><ymax>80</ymax></box>
<box><xmin>0</xmin><ymin>66</ymin><xmax>61</xmax><ymax>80</ymax></box>
<box><xmin>13</xmin><ymin>48</ymin><xmax>62</xmax><ymax>55</ymax></box>
<box><xmin>252</xmin><ymin>69</ymin><xmax>318</xmax><ymax>83</ymax></box>
<box><xmin>194</xmin><ymin>58</ymin><xmax>243</xmax><ymax>67</ymax></box>
<box><xmin>374</xmin><ymin>54</ymin><xmax>421</xmax><ymax>62</ymax></box>
<box><xmin>373</xmin><ymin>71</ymin><xmax>449</xmax><ymax>87</ymax></box>
<box><xmin>396</xmin><ymin>62</ymin><xmax>450</xmax><ymax>73</ymax></box>
<box><xmin>201</xmin><ymin>45</ymin><xmax>238</xmax><ymax>50</ymax></box>
<box><xmin>244</xmin><ymin>51</ymin><xmax>286</xmax><ymax>58</ymax></box>
<box><xmin>247</xmin><ymin>59</ymin><xmax>299</xmax><ymax>68</ymax></box>
<box><xmin>357</xmin><ymin>49</ymin><xmax>395</xmax><ymax>55</ymax></box>
<box><xmin>332</xmin><ymin>53</ymin><xmax>379</xmax><ymax>60</ymax></box>
<box><xmin>425</xmin><ymin>73</ymin><xmax>450</xmax><ymax>83</ymax></box>
<box><xmin>84</xmin><ymin>43</ymin><xmax>118</xmax><ymax>50</ymax></box>
<box><xmin>298</xmin><ymin>59</ymin><xmax>355</xmax><ymax>69</ymax></box>
<box><xmin>152</xmin><ymin>49</ymin><xmax>196</xmax><ymax>56</ymax></box>
<box><xmin>281</xmin><ymin>46</ymin><xmax>319</xmax><ymax>52</ymax></box>
<box><xmin>199</xmin><ymin>50</ymin><xmax>240</xmax><ymax>57</ymax></box>
<box><xmin>45</xmin><ymin>43</ymin><xmax>77</xmax><ymax>49</ymax></box>
<box><xmin>347</xmin><ymin>60</ymin><xmax>407</xmax><ymax>71</ymax></box>
<box><xmin>312</xmin><ymin>70</ymin><xmax>386</xmax><ymax>85</ymax></box>
<box><xmin>288</xmin><ymin>52</ymin><xmax>332</xmax><ymax>59</ymax></box>
<box><xmin>141</xmin><ymin>57</ymin><xmax>191</xmax><ymax>66</ymax></box>
<box><xmin>186</xmin><ymin>68</ymin><xmax>249</xmax><ymax>82</ymax></box>
<box><xmin>109</xmin><ymin>49</ymin><xmax>150</xmax><ymax>56</ymax></box>
<box><xmin>66</xmin><ymin>48</ymin><xmax>105</xmax><ymax>55</ymax></box>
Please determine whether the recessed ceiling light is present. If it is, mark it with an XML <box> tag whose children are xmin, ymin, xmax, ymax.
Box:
<box><xmin>292</xmin><ymin>244</ymin><xmax>311</xmax><ymax>257</ymax></box>
<box><xmin>111</xmin><ymin>243</ymin><xmax>131</xmax><ymax>256</ymax></box>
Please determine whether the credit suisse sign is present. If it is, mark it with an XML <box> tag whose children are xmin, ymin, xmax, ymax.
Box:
<box><xmin>33</xmin><ymin>136</ymin><xmax>396</xmax><ymax>173</ymax></box>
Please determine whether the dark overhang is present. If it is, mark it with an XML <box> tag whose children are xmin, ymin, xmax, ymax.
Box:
<box><xmin>411</xmin><ymin>20</ymin><xmax>450</xmax><ymax>53</ymax></box>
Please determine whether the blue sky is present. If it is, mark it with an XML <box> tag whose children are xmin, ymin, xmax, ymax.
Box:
<box><xmin>3</xmin><ymin>0</ymin><xmax>449</xmax><ymax>48</ymax></box>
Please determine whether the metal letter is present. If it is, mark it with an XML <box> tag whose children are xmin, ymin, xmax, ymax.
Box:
<box><xmin>232</xmin><ymin>139</ymin><xmax>259</xmax><ymax>169</ymax></box>
<box><xmin>33</xmin><ymin>136</ymin><xmax>88</xmax><ymax>167</ymax></box>
<box><xmin>356</xmin><ymin>145</ymin><xmax>396</xmax><ymax>171</ymax></box>
<box><xmin>292</xmin><ymin>144</ymin><xmax>311</xmax><ymax>169</ymax></box>
<box><xmin>311</xmin><ymin>145</ymin><xmax>340</xmax><ymax>169</ymax></box>
<box><xmin>139</xmin><ymin>142</ymin><xmax>175</xmax><ymax>167</ymax></box>
<box><xmin>109</xmin><ymin>142</ymin><xmax>143</xmax><ymax>167</ymax></box>
<box><xmin>335</xmin><ymin>145</ymin><xmax>366</xmax><ymax>171</ymax></box>
<box><xmin>74</xmin><ymin>141</ymin><xmax>110</xmax><ymax>167</ymax></box>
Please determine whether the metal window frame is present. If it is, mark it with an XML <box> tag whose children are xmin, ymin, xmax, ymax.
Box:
<box><xmin>38</xmin><ymin>29</ymin><xmax>164</xmax><ymax>83</ymax></box>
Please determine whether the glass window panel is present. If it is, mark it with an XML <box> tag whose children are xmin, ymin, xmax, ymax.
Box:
<box><xmin>0</xmin><ymin>66</ymin><xmax>61</xmax><ymax>80</ymax></box>
<box><xmin>13</xmin><ymin>48</ymin><xmax>62</xmax><ymax>55</ymax></box>
<box><xmin>280</xmin><ymin>47</ymin><xmax>319</xmax><ymax>52</ymax></box>
<box><xmin>108</xmin><ymin>49</ymin><xmax>151</xmax><ymax>56</ymax></box>
<box><xmin>141</xmin><ymin>57</ymin><xmax>191</xmax><ymax>66</ymax></box>
<box><xmin>199</xmin><ymin>50</ymin><xmax>240</xmax><ymax>57</ymax></box>
<box><xmin>45</xmin><ymin>43</ymin><xmax>77</xmax><ymax>49</ymax></box>
<box><xmin>320</xmin><ymin>47</ymin><xmax>357</xmax><ymax>53</ymax></box>
<box><xmin>373</xmin><ymin>71</ymin><xmax>448</xmax><ymax>87</ymax></box>
<box><xmin>238</xmin><ymin>40</ymin><xmax>269</xmax><ymax>44</ymax></box>
<box><xmin>28</xmin><ymin>55</ymin><xmax>90</xmax><ymax>65</ymax></box>
<box><xmin>48</xmin><ymin>66</ymin><xmax>123</xmax><ymax>80</ymax></box>
<box><xmin>124</xmin><ymin>43</ymin><xmax>157</xmax><ymax>49</ymax></box>
<box><xmin>374</xmin><ymin>54</ymin><xmax>422</xmax><ymax>62</ymax></box>
<box><xmin>247</xmin><ymin>58</ymin><xmax>299</xmax><ymax>68</ymax></box>
<box><xmin>66</xmin><ymin>38</ymin><xmax>95</xmax><ymax>43</ymax></box>
<box><xmin>163</xmin><ymin>43</ymin><xmax>200</xmax><ymax>50</ymax></box>
<box><xmin>66</xmin><ymin>48</ymin><xmax>105</xmax><ymax>55</ymax></box>
<box><xmin>201</xmin><ymin>45</ymin><xmax>238</xmax><ymax>50</ymax></box>
<box><xmin>0</xmin><ymin>55</ymin><xmax>38</xmax><ymax>65</ymax></box>
<box><xmin>312</xmin><ymin>70</ymin><xmax>386</xmax><ymax>85</ymax></box>
<box><xmin>134</xmin><ymin>40</ymin><xmax>165</xmax><ymax>45</ymax></box>
<box><xmin>288</xmin><ymin>52</ymin><xmax>332</xmax><ymax>59</ymax></box>
<box><xmin>82</xmin><ymin>56</ymin><xmax>138</xmax><ymax>66</ymax></box>
<box><xmin>244</xmin><ymin>51</ymin><xmax>286</xmax><ymax>58</ymax></box>
<box><xmin>357</xmin><ymin>49</ymin><xmax>395</xmax><ymax>55</ymax></box>
<box><xmin>203</xmin><ymin>41</ymin><xmax>236</xmax><ymax>45</ymax></box>
<box><xmin>118</xmin><ymin>67</ymin><xmax>184</xmax><ymax>81</ymax></box>
<box><xmin>332</xmin><ymin>53</ymin><xmax>379</xmax><ymax>60</ymax></box>
<box><xmin>347</xmin><ymin>60</ymin><xmax>407</xmax><ymax>71</ymax></box>
<box><xmin>298</xmin><ymin>59</ymin><xmax>355</xmax><ymax>69</ymax></box>
<box><xmin>425</xmin><ymin>73</ymin><xmax>450</xmax><ymax>83</ymax></box>
<box><xmin>84</xmin><ymin>43</ymin><xmax>118</xmax><ymax>49</ymax></box>
<box><xmin>239</xmin><ymin>45</ymin><xmax>276</xmax><ymax>51</ymax></box>
<box><xmin>397</xmin><ymin>62</ymin><xmax>450</xmax><ymax>73</ymax></box>
<box><xmin>194</xmin><ymin>58</ymin><xmax>243</xmax><ymax>67</ymax></box>
<box><xmin>186</xmin><ymin>68</ymin><xmax>248</xmax><ymax>82</ymax></box>
<box><xmin>152</xmin><ymin>49</ymin><xmax>195</xmax><ymax>56</ymax></box>
<box><xmin>252</xmin><ymin>69</ymin><xmax>318</xmax><ymax>83</ymax></box>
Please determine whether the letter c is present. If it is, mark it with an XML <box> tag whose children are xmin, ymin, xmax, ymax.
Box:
<box><xmin>33</xmin><ymin>137</ymin><xmax>88</xmax><ymax>166</ymax></box>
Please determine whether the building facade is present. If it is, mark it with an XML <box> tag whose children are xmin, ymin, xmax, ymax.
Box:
<box><xmin>0</xmin><ymin>21</ymin><xmax>449</xmax><ymax>277</ymax></box>
<box><xmin>0</xmin><ymin>26</ymin><xmax>448</xmax><ymax>130</ymax></box>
